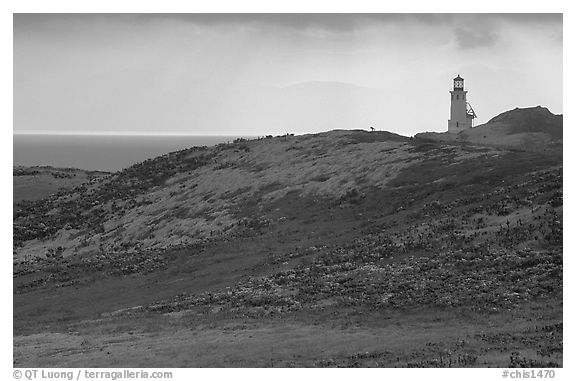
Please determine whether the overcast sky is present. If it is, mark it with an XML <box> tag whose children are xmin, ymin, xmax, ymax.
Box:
<box><xmin>13</xmin><ymin>13</ymin><xmax>563</xmax><ymax>136</ymax></box>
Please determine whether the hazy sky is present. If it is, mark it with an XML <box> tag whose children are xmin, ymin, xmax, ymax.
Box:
<box><xmin>14</xmin><ymin>13</ymin><xmax>563</xmax><ymax>136</ymax></box>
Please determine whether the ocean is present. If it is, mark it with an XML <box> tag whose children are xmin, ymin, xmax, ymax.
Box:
<box><xmin>13</xmin><ymin>134</ymin><xmax>252</xmax><ymax>172</ymax></box>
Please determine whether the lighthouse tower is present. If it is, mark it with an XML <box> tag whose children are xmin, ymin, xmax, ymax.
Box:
<box><xmin>448</xmin><ymin>75</ymin><xmax>476</xmax><ymax>133</ymax></box>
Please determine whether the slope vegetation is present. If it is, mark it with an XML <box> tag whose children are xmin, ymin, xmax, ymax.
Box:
<box><xmin>416</xmin><ymin>106</ymin><xmax>562</xmax><ymax>151</ymax></box>
<box><xmin>13</xmin><ymin>126</ymin><xmax>562</xmax><ymax>367</ymax></box>
<box><xmin>13</xmin><ymin>166</ymin><xmax>109</xmax><ymax>204</ymax></box>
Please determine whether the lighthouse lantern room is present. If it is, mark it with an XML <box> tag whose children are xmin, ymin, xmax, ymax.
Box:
<box><xmin>448</xmin><ymin>75</ymin><xmax>477</xmax><ymax>133</ymax></box>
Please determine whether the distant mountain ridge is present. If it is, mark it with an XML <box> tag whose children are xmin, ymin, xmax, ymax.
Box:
<box><xmin>415</xmin><ymin>106</ymin><xmax>563</xmax><ymax>151</ymax></box>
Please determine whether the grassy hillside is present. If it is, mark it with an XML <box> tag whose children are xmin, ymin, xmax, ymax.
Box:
<box><xmin>13</xmin><ymin>127</ymin><xmax>562</xmax><ymax>367</ymax></box>
<box><xmin>13</xmin><ymin>166</ymin><xmax>110</xmax><ymax>204</ymax></box>
<box><xmin>415</xmin><ymin>106</ymin><xmax>562</xmax><ymax>151</ymax></box>
<box><xmin>13</xmin><ymin>131</ymin><xmax>418</xmax><ymax>257</ymax></box>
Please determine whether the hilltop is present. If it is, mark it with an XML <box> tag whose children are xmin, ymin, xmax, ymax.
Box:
<box><xmin>13</xmin><ymin>110</ymin><xmax>562</xmax><ymax>367</ymax></box>
<box><xmin>13</xmin><ymin>130</ymin><xmax>416</xmax><ymax>258</ymax></box>
<box><xmin>415</xmin><ymin>106</ymin><xmax>562</xmax><ymax>151</ymax></box>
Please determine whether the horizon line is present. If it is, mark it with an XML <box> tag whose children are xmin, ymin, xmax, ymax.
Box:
<box><xmin>13</xmin><ymin>130</ymin><xmax>258</xmax><ymax>137</ymax></box>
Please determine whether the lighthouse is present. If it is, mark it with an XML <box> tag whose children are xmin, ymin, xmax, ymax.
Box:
<box><xmin>448</xmin><ymin>75</ymin><xmax>477</xmax><ymax>133</ymax></box>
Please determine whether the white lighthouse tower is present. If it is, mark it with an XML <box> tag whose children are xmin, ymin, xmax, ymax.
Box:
<box><xmin>448</xmin><ymin>75</ymin><xmax>477</xmax><ymax>133</ymax></box>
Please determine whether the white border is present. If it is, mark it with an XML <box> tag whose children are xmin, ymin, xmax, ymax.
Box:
<box><xmin>3</xmin><ymin>1</ymin><xmax>571</xmax><ymax>379</ymax></box>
